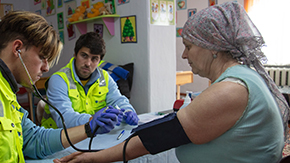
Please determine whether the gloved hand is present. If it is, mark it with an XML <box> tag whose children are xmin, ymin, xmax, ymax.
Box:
<box><xmin>89</xmin><ymin>106</ymin><xmax>121</xmax><ymax>135</ymax></box>
<box><xmin>122</xmin><ymin>109</ymin><xmax>139</xmax><ymax>125</ymax></box>
<box><xmin>114</xmin><ymin>105</ymin><xmax>124</xmax><ymax>126</ymax></box>
<box><xmin>116</xmin><ymin>110</ymin><xmax>124</xmax><ymax>126</ymax></box>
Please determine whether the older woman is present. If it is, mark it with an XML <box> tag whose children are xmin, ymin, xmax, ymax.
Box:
<box><xmin>54</xmin><ymin>2</ymin><xmax>289</xmax><ymax>163</ymax></box>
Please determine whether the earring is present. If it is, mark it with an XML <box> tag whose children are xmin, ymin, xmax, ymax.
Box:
<box><xmin>213</xmin><ymin>54</ymin><xmax>217</xmax><ymax>59</ymax></box>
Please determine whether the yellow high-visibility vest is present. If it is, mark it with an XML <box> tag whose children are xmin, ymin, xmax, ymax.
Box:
<box><xmin>41</xmin><ymin>58</ymin><xmax>109</xmax><ymax>129</ymax></box>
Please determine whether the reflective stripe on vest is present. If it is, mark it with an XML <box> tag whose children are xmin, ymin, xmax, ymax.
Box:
<box><xmin>0</xmin><ymin>100</ymin><xmax>3</xmax><ymax>117</ymax></box>
<box><xmin>58</xmin><ymin>67</ymin><xmax>77</xmax><ymax>89</ymax></box>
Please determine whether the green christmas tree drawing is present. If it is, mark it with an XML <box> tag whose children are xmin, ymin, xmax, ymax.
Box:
<box><xmin>122</xmin><ymin>17</ymin><xmax>135</xmax><ymax>42</ymax></box>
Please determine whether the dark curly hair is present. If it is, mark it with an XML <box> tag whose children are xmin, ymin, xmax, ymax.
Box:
<box><xmin>74</xmin><ymin>32</ymin><xmax>106</xmax><ymax>59</ymax></box>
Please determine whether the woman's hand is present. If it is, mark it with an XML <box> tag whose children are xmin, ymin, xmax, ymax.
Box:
<box><xmin>53</xmin><ymin>152</ymin><xmax>94</xmax><ymax>163</ymax></box>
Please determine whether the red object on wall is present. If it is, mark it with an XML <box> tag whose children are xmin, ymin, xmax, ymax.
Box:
<box><xmin>173</xmin><ymin>99</ymin><xmax>184</xmax><ymax>111</ymax></box>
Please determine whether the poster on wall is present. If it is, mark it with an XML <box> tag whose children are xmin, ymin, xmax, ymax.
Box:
<box><xmin>176</xmin><ymin>0</ymin><xmax>186</xmax><ymax>10</ymax></box>
<box><xmin>59</xmin><ymin>30</ymin><xmax>64</xmax><ymax>44</ymax></box>
<box><xmin>65</xmin><ymin>0</ymin><xmax>76</xmax><ymax>18</ymax></box>
<box><xmin>150</xmin><ymin>0</ymin><xmax>175</xmax><ymax>26</ymax></box>
<box><xmin>41</xmin><ymin>0</ymin><xmax>46</xmax><ymax>9</ymax></box>
<box><xmin>58</xmin><ymin>0</ymin><xmax>63</xmax><ymax>8</ymax></box>
<box><xmin>94</xmin><ymin>24</ymin><xmax>104</xmax><ymax>38</ymax></box>
<box><xmin>81</xmin><ymin>0</ymin><xmax>90</xmax><ymax>8</ymax></box>
<box><xmin>120</xmin><ymin>15</ymin><xmax>137</xmax><ymax>43</ymax></box>
<box><xmin>66</xmin><ymin>21</ymin><xmax>76</xmax><ymax>41</ymax></box>
<box><xmin>159</xmin><ymin>1</ymin><xmax>167</xmax><ymax>22</ymax></box>
<box><xmin>188</xmin><ymin>8</ymin><xmax>196</xmax><ymax>18</ymax></box>
<box><xmin>176</xmin><ymin>27</ymin><xmax>182</xmax><ymax>37</ymax></box>
<box><xmin>35</xmin><ymin>10</ymin><xmax>41</xmax><ymax>15</ymax></box>
<box><xmin>209</xmin><ymin>0</ymin><xmax>217</xmax><ymax>6</ymax></box>
<box><xmin>105</xmin><ymin>0</ymin><xmax>116</xmax><ymax>14</ymax></box>
<box><xmin>0</xmin><ymin>3</ymin><xmax>13</xmax><ymax>19</ymax></box>
<box><xmin>34</xmin><ymin>0</ymin><xmax>41</xmax><ymax>5</ymax></box>
<box><xmin>117</xmin><ymin>0</ymin><xmax>130</xmax><ymax>5</ymax></box>
<box><xmin>45</xmin><ymin>0</ymin><xmax>56</xmax><ymax>16</ymax></box>
<box><xmin>57</xmin><ymin>12</ymin><xmax>64</xmax><ymax>29</ymax></box>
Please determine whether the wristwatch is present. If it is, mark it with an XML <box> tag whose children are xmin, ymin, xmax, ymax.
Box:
<box><xmin>85</xmin><ymin>122</ymin><xmax>94</xmax><ymax>137</ymax></box>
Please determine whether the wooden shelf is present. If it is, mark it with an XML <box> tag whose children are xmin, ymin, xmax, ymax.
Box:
<box><xmin>70</xmin><ymin>14</ymin><xmax>120</xmax><ymax>35</ymax></box>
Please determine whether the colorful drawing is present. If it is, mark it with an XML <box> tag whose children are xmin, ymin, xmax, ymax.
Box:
<box><xmin>177</xmin><ymin>0</ymin><xmax>186</xmax><ymax>10</ymax></box>
<box><xmin>94</xmin><ymin>24</ymin><xmax>104</xmax><ymax>38</ymax></box>
<box><xmin>160</xmin><ymin>1</ymin><xmax>167</xmax><ymax>22</ymax></box>
<box><xmin>105</xmin><ymin>0</ymin><xmax>116</xmax><ymax>14</ymax></box>
<box><xmin>65</xmin><ymin>0</ymin><xmax>76</xmax><ymax>18</ymax></box>
<box><xmin>34</xmin><ymin>0</ymin><xmax>41</xmax><ymax>5</ymax></box>
<box><xmin>176</xmin><ymin>27</ymin><xmax>183</xmax><ymax>37</ymax></box>
<box><xmin>118</xmin><ymin>0</ymin><xmax>130</xmax><ymax>5</ymax></box>
<box><xmin>41</xmin><ymin>0</ymin><xmax>46</xmax><ymax>9</ymax></box>
<box><xmin>66</xmin><ymin>21</ymin><xmax>76</xmax><ymax>41</ymax></box>
<box><xmin>57</xmin><ymin>12</ymin><xmax>64</xmax><ymax>30</ymax></box>
<box><xmin>151</xmin><ymin>0</ymin><xmax>159</xmax><ymax>22</ymax></box>
<box><xmin>150</xmin><ymin>0</ymin><xmax>175</xmax><ymax>26</ymax></box>
<box><xmin>59</xmin><ymin>30</ymin><xmax>64</xmax><ymax>44</ymax></box>
<box><xmin>46</xmin><ymin>0</ymin><xmax>56</xmax><ymax>16</ymax></box>
<box><xmin>169</xmin><ymin>3</ymin><xmax>173</xmax><ymax>13</ymax></box>
<box><xmin>120</xmin><ymin>16</ymin><xmax>137</xmax><ymax>43</ymax></box>
<box><xmin>58</xmin><ymin>0</ymin><xmax>63</xmax><ymax>8</ymax></box>
<box><xmin>81</xmin><ymin>0</ymin><xmax>90</xmax><ymax>8</ymax></box>
<box><xmin>209</xmin><ymin>0</ymin><xmax>217</xmax><ymax>6</ymax></box>
<box><xmin>168</xmin><ymin>1</ymin><xmax>174</xmax><ymax>22</ymax></box>
<box><xmin>35</xmin><ymin>10</ymin><xmax>41</xmax><ymax>15</ymax></box>
<box><xmin>188</xmin><ymin>8</ymin><xmax>197</xmax><ymax>18</ymax></box>
<box><xmin>1</xmin><ymin>4</ymin><xmax>13</xmax><ymax>16</ymax></box>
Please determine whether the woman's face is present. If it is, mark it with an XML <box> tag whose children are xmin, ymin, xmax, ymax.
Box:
<box><xmin>181</xmin><ymin>38</ymin><xmax>213</xmax><ymax>77</ymax></box>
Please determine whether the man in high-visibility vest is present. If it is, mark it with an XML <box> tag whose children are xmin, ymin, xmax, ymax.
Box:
<box><xmin>42</xmin><ymin>32</ymin><xmax>139</xmax><ymax>130</ymax></box>
<box><xmin>0</xmin><ymin>11</ymin><xmax>120</xmax><ymax>162</ymax></box>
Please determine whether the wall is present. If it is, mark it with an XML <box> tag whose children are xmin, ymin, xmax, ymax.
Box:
<box><xmin>3</xmin><ymin>0</ymin><xmax>176</xmax><ymax>114</ymax></box>
<box><xmin>176</xmin><ymin>0</ymin><xmax>244</xmax><ymax>94</ymax></box>
<box><xmin>1</xmin><ymin>0</ymin><xmax>29</xmax><ymax>11</ymax></box>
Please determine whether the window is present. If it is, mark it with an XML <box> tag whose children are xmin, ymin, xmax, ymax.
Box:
<box><xmin>245</xmin><ymin>0</ymin><xmax>290</xmax><ymax>66</ymax></box>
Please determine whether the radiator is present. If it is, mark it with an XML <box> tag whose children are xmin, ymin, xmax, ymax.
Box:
<box><xmin>264</xmin><ymin>67</ymin><xmax>290</xmax><ymax>86</ymax></box>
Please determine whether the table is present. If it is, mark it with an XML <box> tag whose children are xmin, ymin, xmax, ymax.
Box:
<box><xmin>26</xmin><ymin>113</ymin><xmax>180</xmax><ymax>163</ymax></box>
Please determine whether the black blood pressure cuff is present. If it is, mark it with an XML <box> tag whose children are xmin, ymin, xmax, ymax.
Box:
<box><xmin>131</xmin><ymin>112</ymin><xmax>191</xmax><ymax>154</ymax></box>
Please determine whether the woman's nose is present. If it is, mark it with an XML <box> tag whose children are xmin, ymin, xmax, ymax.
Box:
<box><xmin>182</xmin><ymin>50</ymin><xmax>187</xmax><ymax>59</ymax></box>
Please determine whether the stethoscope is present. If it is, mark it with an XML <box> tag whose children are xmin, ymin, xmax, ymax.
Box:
<box><xmin>18</xmin><ymin>49</ymin><xmax>135</xmax><ymax>162</ymax></box>
<box><xmin>17</xmin><ymin>49</ymin><xmax>101</xmax><ymax>152</ymax></box>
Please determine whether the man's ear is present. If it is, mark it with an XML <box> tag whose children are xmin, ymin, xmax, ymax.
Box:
<box><xmin>12</xmin><ymin>39</ymin><xmax>23</xmax><ymax>57</ymax></box>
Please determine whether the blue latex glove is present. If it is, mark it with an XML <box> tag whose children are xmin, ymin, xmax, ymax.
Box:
<box><xmin>116</xmin><ymin>111</ymin><xmax>124</xmax><ymax>126</ymax></box>
<box><xmin>123</xmin><ymin>110</ymin><xmax>139</xmax><ymax>125</ymax></box>
<box><xmin>89</xmin><ymin>106</ymin><xmax>121</xmax><ymax>135</ymax></box>
<box><xmin>114</xmin><ymin>105</ymin><xmax>123</xmax><ymax>126</ymax></box>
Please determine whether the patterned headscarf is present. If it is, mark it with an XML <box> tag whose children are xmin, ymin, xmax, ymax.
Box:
<box><xmin>182</xmin><ymin>1</ymin><xmax>289</xmax><ymax>141</ymax></box>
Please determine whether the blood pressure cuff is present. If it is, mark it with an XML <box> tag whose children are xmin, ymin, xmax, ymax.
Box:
<box><xmin>131</xmin><ymin>112</ymin><xmax>191</xmax><ymax>154</ymax></box>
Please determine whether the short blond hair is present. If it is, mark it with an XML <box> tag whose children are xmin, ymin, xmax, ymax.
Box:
<box><xmin>0</xmin><ymin>11</ymin><xmax>63</xmax><ymax>67</ymax></box>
